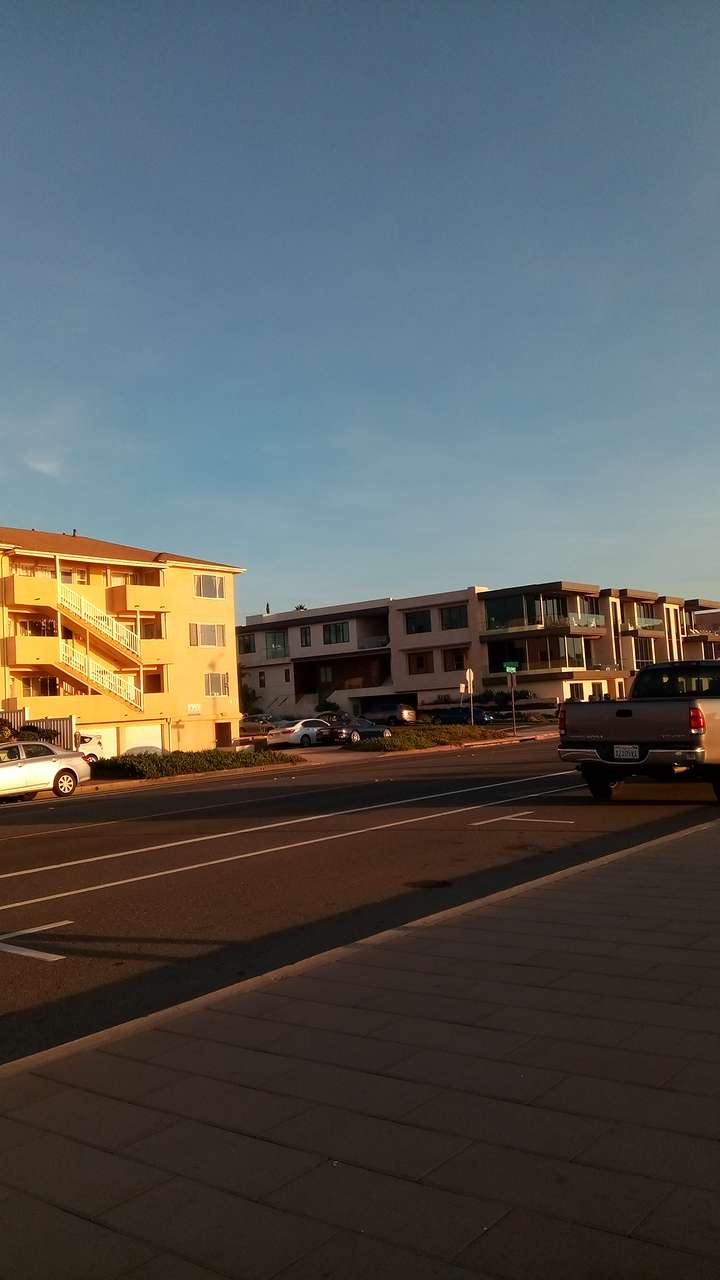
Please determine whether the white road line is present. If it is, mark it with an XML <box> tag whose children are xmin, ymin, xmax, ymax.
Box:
<box><xmin>0</xmin><ymin>782</ymin><xmax>581</xmax><ymax>913</ymax></box>
<box><xmin>0</xmin><ymin>769</ymin><xmax>574</xmax><ymax>883</ymax></box>
<box><xmin>507</xmin><ymin>816</ymin><xmax>577</xmax><ymax>825</ymax></box>
<box><xmin>471</xmin><ymin>809</ymin><xmax>536</xmax><ymax>828</ymax></box>
<box><xmin>0</xmin><ymin>919</ymin><xmax>72</xmax><ymax>963</ymax></box>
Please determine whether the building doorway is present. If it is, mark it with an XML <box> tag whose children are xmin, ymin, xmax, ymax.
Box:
<box><xmin>215</xmin><ymin>722</ymin><xmax>232</xmax><ymax>748</ymax></box>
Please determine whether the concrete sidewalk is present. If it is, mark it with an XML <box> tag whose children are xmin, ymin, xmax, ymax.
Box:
<box><xmin>2</xmin><ymin>819</ymin><xmax>720</xmax><ymax>1278</ymax></box>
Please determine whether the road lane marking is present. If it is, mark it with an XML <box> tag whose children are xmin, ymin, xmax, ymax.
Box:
<box><xmin>0</xmin><ymin>782</ymin><xmax>582</xmax><ymax>913</ymax></box>
<box><xmin>0</xmin><ymin>919</ymin><xmax>72</xmax><ymax>962</ymax></box>
<box><xmin>471</xmin><ymin>809</ymin><xmax>536</xmax><ymax>827</ymax></box>
<box><xmin>0</xmin><ymin>769</ymin><xmax>575</xmax><ymax>883</ymax></box>
<box><xmin>508</xmin><ymin>816</ymin><xmax>576</xmax><ymax>825</ymax></box>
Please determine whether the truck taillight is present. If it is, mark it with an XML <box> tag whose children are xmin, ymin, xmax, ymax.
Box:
<box><xmin>689</xmin><ymin>707</ymin><xmax>706</xmax><ymax>735</ymax></box>
<box><xmin>558</xmin><ymin>706</ymin><xmax>566</xmax><ymax>735</ymax></box>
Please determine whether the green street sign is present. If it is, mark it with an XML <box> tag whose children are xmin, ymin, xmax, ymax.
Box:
<box><xmin>503</xmin><ymin>661</ymin><xmax>519</xmax><ymax>673</ymax></box>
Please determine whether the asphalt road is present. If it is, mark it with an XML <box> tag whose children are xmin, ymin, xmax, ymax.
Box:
<box><xmin>1</xmin><ymin>739</ymin><xmax>718</xmax><ymax>1064</ymax></box>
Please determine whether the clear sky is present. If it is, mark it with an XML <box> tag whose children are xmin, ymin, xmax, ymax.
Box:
<box><xmin>3</xmin><ymin>1</ymin><xmax>719</xmax><ymax>618</ymax></box>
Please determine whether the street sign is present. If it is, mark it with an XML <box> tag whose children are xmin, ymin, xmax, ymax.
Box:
<box><xmin>465</xmin><ymin>667</ymin><xmax>474</xmax><ymax>688</ymax></box>
<box><xmin>503</xmin><ymin>661</ymin><xmax>519</xmax><ymax>673</ymax></box>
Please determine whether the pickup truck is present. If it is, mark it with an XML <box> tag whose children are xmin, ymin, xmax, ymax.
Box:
<box><xmin>558</xmin><ymin>661</ymin><xmax>720</xmax><ymax>801</ymax></box>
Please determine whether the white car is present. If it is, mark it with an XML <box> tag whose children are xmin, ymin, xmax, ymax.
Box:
<box><xmin>266</xmin><ymin>718</ymin><xmax>332</xmax><ymax>748</ymax></box>
<box><xmin>0</xmin><ymin>741</ymin><xmax>92</xmax><ymax>801</ymax></box>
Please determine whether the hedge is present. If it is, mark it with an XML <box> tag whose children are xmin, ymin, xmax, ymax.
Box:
<box><xmin>91</xmin><ymin>748</ymin><xmax>303</xmax><ymax>780</ymax></box>
<box><xmin>347</xmin><ymin>725</ymin><xmax>510</xmax><ymax>752</ymax></box>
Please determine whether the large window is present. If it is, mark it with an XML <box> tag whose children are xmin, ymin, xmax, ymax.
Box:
<box><xmin>319</xmin><ymin>665</ymin><xmax>333</xmax><ymax>683</ymax></box>
<box><xmin>193</xmin><ymin>574</ymin><xmax>225</xmax><ymax>599</ymax></box>
<box><xmin>204</xmin><ymin>672</ymin><xmax>230</xmax><ymax>697</ymax></box>
<box><xmin>189</xmin><ymin>623</ymin><xmax>226</xmax><ymax>647</ymax></box>
<box><xmin>238</xmin><ymin>632</ymin><xmax>256</xmax><ymax>654</ymax></box>
<box><xmin>405</xmin><ymin>609</ymin><xmax>432</xmax><ymax>635</ymax></box>
<box><xmin>265</xmin><ymin>629</ymin><xmax>289</xmax><ymax>659</ymax></box>
<box><xmin>543</xmin><ymin>596</ymin><xmax>568</xmax><ymax>623</ymax></box>
<box><xmin>440</xmin><ymin>604</ymin><xmax>468</xmax><ymax>631</ymax></box>
<box><xmin>323</xmin><ymin>621</ymin><xmax>349</xmax><ymax>645</ymax></box>
<box><xmin>21</xmin><ymin>676</ymin><xmax>59</xmax><ymax>697</ymax></box>
<box><xmin>408</xmin><ymin>650</ymin><xmax>434</xmax><ymax>675</ymax></box>
<box><xmin>569</xmin><ymin>683</ymin><xmax>584</xmax><ymax>700</ymax></box>
<box><xmin>635</xmin><ymin>637</ymin><xmax>654</xmax><ymax>667</ymax></box>
<box><xmin>443</xmin><ymin>648</ymin><xmax>467</xmax><ymax>672</ymax></box>
<box><xmin>300</xmin><ymin>625</ymin><xmax>311</xmax><ymax>647</ymax></box>
<box><xmin>566</xmin><ymin>636</ymin><xmax>585</xmax><ymax>667</ymax></box>
<box><xmin>485</xmin><ymin>594</ymin><xmax>528</xmax><ymax>630</ymax></box>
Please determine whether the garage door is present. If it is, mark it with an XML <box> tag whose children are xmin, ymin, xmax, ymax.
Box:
<box><xmin>123</xmin><ymin>723</ymin><xmax>163</xmax><ymax>751</ymax></box>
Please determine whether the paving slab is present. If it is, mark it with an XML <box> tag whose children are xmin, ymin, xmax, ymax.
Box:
<box><xmin>2</xmin><ymin>815</ymin><xmax>720</xmax><ymax>1278</ymax></box>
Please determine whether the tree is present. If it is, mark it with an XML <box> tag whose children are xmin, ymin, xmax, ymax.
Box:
<box><xmin>240</xmin><ymin>682</ymin><xmax>261</xmax><ymax>714</ymax></box>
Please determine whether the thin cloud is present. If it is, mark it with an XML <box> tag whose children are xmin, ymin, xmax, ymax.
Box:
<box><xmin>24</xmin><ymin>456</ymin><xmax>64</xmax><ymax>477</ymax></box>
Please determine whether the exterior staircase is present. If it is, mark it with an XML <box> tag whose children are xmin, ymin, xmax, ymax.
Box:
<box><xmin>59</xmin><ymin>585</ymin><xmax>141</xmax><ymax>663</ymax></box>
<box><xmin>59</xmin><ymin>642</ymin><xmax>144</xmax><ymax>709</ymax></box>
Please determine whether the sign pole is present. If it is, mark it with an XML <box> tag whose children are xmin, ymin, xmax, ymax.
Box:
<box><xmin>511</xmin><ymin>675</ymin><xmax>517</xmax><ymax>736</ymax></box>
<box><xmin>465</xmin><ymin>668</ymin><xmax>474</xmax><ymax>727</ymax></box>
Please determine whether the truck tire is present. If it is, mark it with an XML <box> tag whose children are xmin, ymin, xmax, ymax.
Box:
<box><xmin>582</xmin><ymin>769</ymin><xmax>618</xmax><ymax>802</ymax></box>
<box><xmin>713</xmin><ymin>779</ymin><xmax>720</xmax><ymax>804</ymax></box>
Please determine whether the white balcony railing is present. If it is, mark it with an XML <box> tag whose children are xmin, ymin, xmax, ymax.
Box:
<box><xmin>60</xmin><ymin>642</ymin><xmax>143</xmax><ymax>708</ymax></box>
<box><xmin>60</xmin><ymin>584</ymin><xmax>140</xmax><ymax>656</ymax></box>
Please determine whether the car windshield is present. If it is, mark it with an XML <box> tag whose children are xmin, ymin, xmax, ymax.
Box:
<box><xmin>633</xmin><ymin>666</ymin><xmax>720</xmax><ymax>698</ymax></box>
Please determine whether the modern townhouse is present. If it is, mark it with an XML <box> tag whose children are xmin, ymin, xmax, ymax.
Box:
<box><xmin>238</xmin><ymin>580</ymin><xmax>720</xmax><ymax>717</ymax></box>
<box><xmin>0</xmin><ymin>526</ymin><xmax>243</xmax><ymax>754</ymax></box>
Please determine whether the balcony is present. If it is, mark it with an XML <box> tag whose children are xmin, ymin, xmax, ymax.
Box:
<box><xmin>3</xmin><ymin>574</ymin><xmax>58</xmax><ymax>609</ymax></box>
<box><xmin>105</xmin><ymin>583</ymin><xmax>166</xmax><ymax>614</ymax></box>
<box><xmin>621</xmin><ymin>617</ymin><xmax>664</xmax><ymax>633</ymax></box>
<box><xmin>546</xmin><ymin>611</ymin><xmax>606</xmax><ymax>630</ymax></box>
<box><xmin>358</xmin><ymin>635</ymin><xmax>390</xmax><ymax>650</ymax></box>
<box><xmin>5</xmin><ymin>635</ymin><xmax>60</xmax><ymax>667</ymax></box>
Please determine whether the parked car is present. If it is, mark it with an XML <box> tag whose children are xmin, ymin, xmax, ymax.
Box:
<box><xmin>330</xmin><ymin>718</ymin><xmax>392</xmax><ymax>745</ymax></box>
<box><xmin>75</xmin><ymin>732</ymin><xmax>104</xmax><ymax>763</ymax></box>
<box><xmin>123</xmin><ymin>745</ymin><xmax>164</xmax><ymax>757</ymax></box>
<box><xmin>430</xmin><ymin>706</ymin><xmax>495</xmax><ymax>726</ymax></box>
<box><xmin>266</xmin><ymin>719</ymin><xmax>332</xmax><ymax>748</ymax></box>
<box><xmin>0</xmin><ymin>740</ymin><xmax>91</xmax><ymax>801</ymax></box>
<box><xmin>361</xmin><ymin>703</ymin><xmax>416</xmax><ymax>727</ymax></box>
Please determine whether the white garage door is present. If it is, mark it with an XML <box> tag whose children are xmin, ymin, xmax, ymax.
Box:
<box><xmin>123</xmin><ymin>723</ymin><xmax>163</xmax><ymax>751</ymax></box>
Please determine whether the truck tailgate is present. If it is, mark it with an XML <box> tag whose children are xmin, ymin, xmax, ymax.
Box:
<box><xmin>563</xmin><ymin>701</ymin><xmax>693</xmax><ymax>743</ymax></box>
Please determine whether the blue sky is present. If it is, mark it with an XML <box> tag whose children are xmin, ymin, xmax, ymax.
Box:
<box><xmin>3</xmin><ymin>1</ymin><xmax>719</xmax><ymax>618</ymax></box>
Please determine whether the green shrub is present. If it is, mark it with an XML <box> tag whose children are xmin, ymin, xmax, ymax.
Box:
<box><xmin>347</xmin><ymin>725</ymin><xmax>507</xmax><ymax>752</ymax></box>
<box><xmin>91</xmin><ymin>748</ymin><xmax>303</xmax><ymax>780</ymax></box>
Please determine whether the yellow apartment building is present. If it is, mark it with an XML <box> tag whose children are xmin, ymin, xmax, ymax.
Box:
<box><xmin>0</xmin><ymin>526</ymin><xmax>243</xmax><ymax>755</ymax></box>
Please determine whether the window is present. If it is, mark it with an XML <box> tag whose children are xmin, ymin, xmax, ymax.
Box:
<box><xmin>443</xmin><ymin>649</ymin><xmax>467</xmax><ymax>672</ymax></box>
<box><xmin>408</xmin><ymin>650</ymin><xmax>434</xmax><ymax>676</ymax></box>
<box><xmin>193</xmin><ymin>574</ymin><xmax>225</xmax><ymax>599</ymax></box>
<box><xmin>143</xmin><ymin>672</ymin><xmax>163</xmax><ymax>693</ymax></box>
<box><xmin>323</xmin><ymin>622</ymin><xmax>349</xmax><ymax>645</ymax></box>
<box><xmin>258</xmin><ymin>671</ymin><xmax>266</xmax><ymax>688</ymax></box>
<box><xmin>440</xmin><ymin>604</ymin><xmax>468</xmax><ymax>631</ymax></box>
<box><xmin>284</xmin><ymin>668</ymin><xmax>290</xmax><ymax>683</ymax></box>
<box><xmin>21</xmin><ymin>676</ymin><xmax>59</xmax><ymax>697</ymax></box>
<box><xmin>566</xmin><ymin>637</ymin><xmax>585</xmax><ymax>667</ymax></box>
<box><xmin>15</xmin><ymin>561</ymin><xmax>53</xmax><ymax>578</ymax></box>
<box><xmin>18</xmin><ymin>617</ymin><xmax>57</xmax><ymax>637</ymax></box>
<box><xmin>485</xmin><ymin>595</ymin><xmax>527</xmax><ymax>630</ymax></box>
<box><xmin>189</xmin><ymin>623</ymin><xmax>226</xmax><ymax>647</ymax></box>
<box><xmin>22</xmin><ymin>743</ymin><xmax>54</xmax><ymax>758</ymax></box>
<box><xmin>635</xmin><ymin>637</ymin><xmax>654</xmax><ymax>667</ymax></box>
<box><xmin>140</xmin><ymin>617</ymin><xmax>162</xmax><ymax>639</ymax></box>
<box><xmin>0</xmin><ymin>746</ymin><xmax>20</xmax><ymax>762</ymax></box>
<box><xmin>590</xmin><ymin>682</ymin><xmax>605</xmax><ymax>701</ymax></box>
<box><xmin>633</xmin><ymin>665</ymin><xmax>720</xmax><ymax>698</ymax></box>
<box><xmin>569</xmin><ymin>683</ymin><xmax>584</xmax><ymax>700</ymax></box>
<box><xmin>300</xmin><ymin>625</ymin><xmax>311</xmax><ymax>647</ymax></box>
<box><xmin>319</xmin><ymin>665</ymin><xmax>333</xmax><ymax>683</ymax></box>
<box><xmin>405</xmin><ymin>609</ymin><xmax>432</xmax><ymax>635</ymax></box>
<box><xmin>265</xmin><ymin>629</ymin><xmax>289</xmax><ymax>659</ymax></box>
<box><xmin>543</xmin><ymin>596</ymin><xmax>568</xmax><ymax>623</ymax></box>
<box><xmin>204</xmin><ymin>672</ymin><xmax>230</xmax><ymax>697</ymax></box>
<box><xmin>238</xmin><ymin>631</ymin><xmax>256</xmax><ymax>654</ymax></box>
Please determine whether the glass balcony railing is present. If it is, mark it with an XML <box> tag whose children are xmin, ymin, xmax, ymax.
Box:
<box><xmin>636</xmin><ymin>616</ymin><xmax>664</xmax><ymax>631</ymax></box>
<box><xmin>358</xmin><ymin>635</ymin><xmax>390</xmax><ymax>649</ymax></box>
<box><xmin>487</xmin><ymin>611</ymin><xmax>605</xmax><ymax>631</ymax></box>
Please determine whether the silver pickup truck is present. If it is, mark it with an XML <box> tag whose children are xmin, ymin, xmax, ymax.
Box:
<box><xmin>559</xmin><ymin>661</ymin><xmax>720</xmax><ymax>801</ymax></box>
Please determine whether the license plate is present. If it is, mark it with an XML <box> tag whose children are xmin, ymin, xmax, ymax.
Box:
<box><xmin>614</xmin><ymin>744</ymin><xmax>640</xmax><ymax>761</ymax></box>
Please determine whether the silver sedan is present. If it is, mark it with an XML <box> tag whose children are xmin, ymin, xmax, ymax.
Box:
<box><xmin>0</xmin><ymin>741</ymin><xmax>92</xmax><ymax>801</ymax></box>
<box><xmin>266</xmin><ymin>718</ymin><xmax>332</xmax><ymax>748</ymax></box>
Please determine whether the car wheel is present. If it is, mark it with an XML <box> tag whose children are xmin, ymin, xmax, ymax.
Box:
<box><xmin>382</xmin><ymin>729</ymin><xmax>392</xmax><ymax>738</ymax></box>
<box><xmin>85</xmin><ymin>753</ymin><xmax>98</xmax><ymax>764</ymax></box>
<box><xmin>300</xmin><ymin>734</ymin><xmax>312</xmax><ymax>748</ymax></box>
<box><xmin>582</xmin><ymin>769</ymin><xmax>618</xmax><ymax>802</ymax></box>
<box><xmin>53</xmin><ymin>770</ymin><xmax>77</xmax><ymax>797</ymax></box>
<box><xmin>350</xmin><ymin>730</ymin><xmax>361</xmax><ymax>744</ymax></box>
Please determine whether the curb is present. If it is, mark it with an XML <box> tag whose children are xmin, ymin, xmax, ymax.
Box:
<box><xmin>3</xmin><ymin>804</ymin><xmax>713</xmax><ymax>1079</ymax></box>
